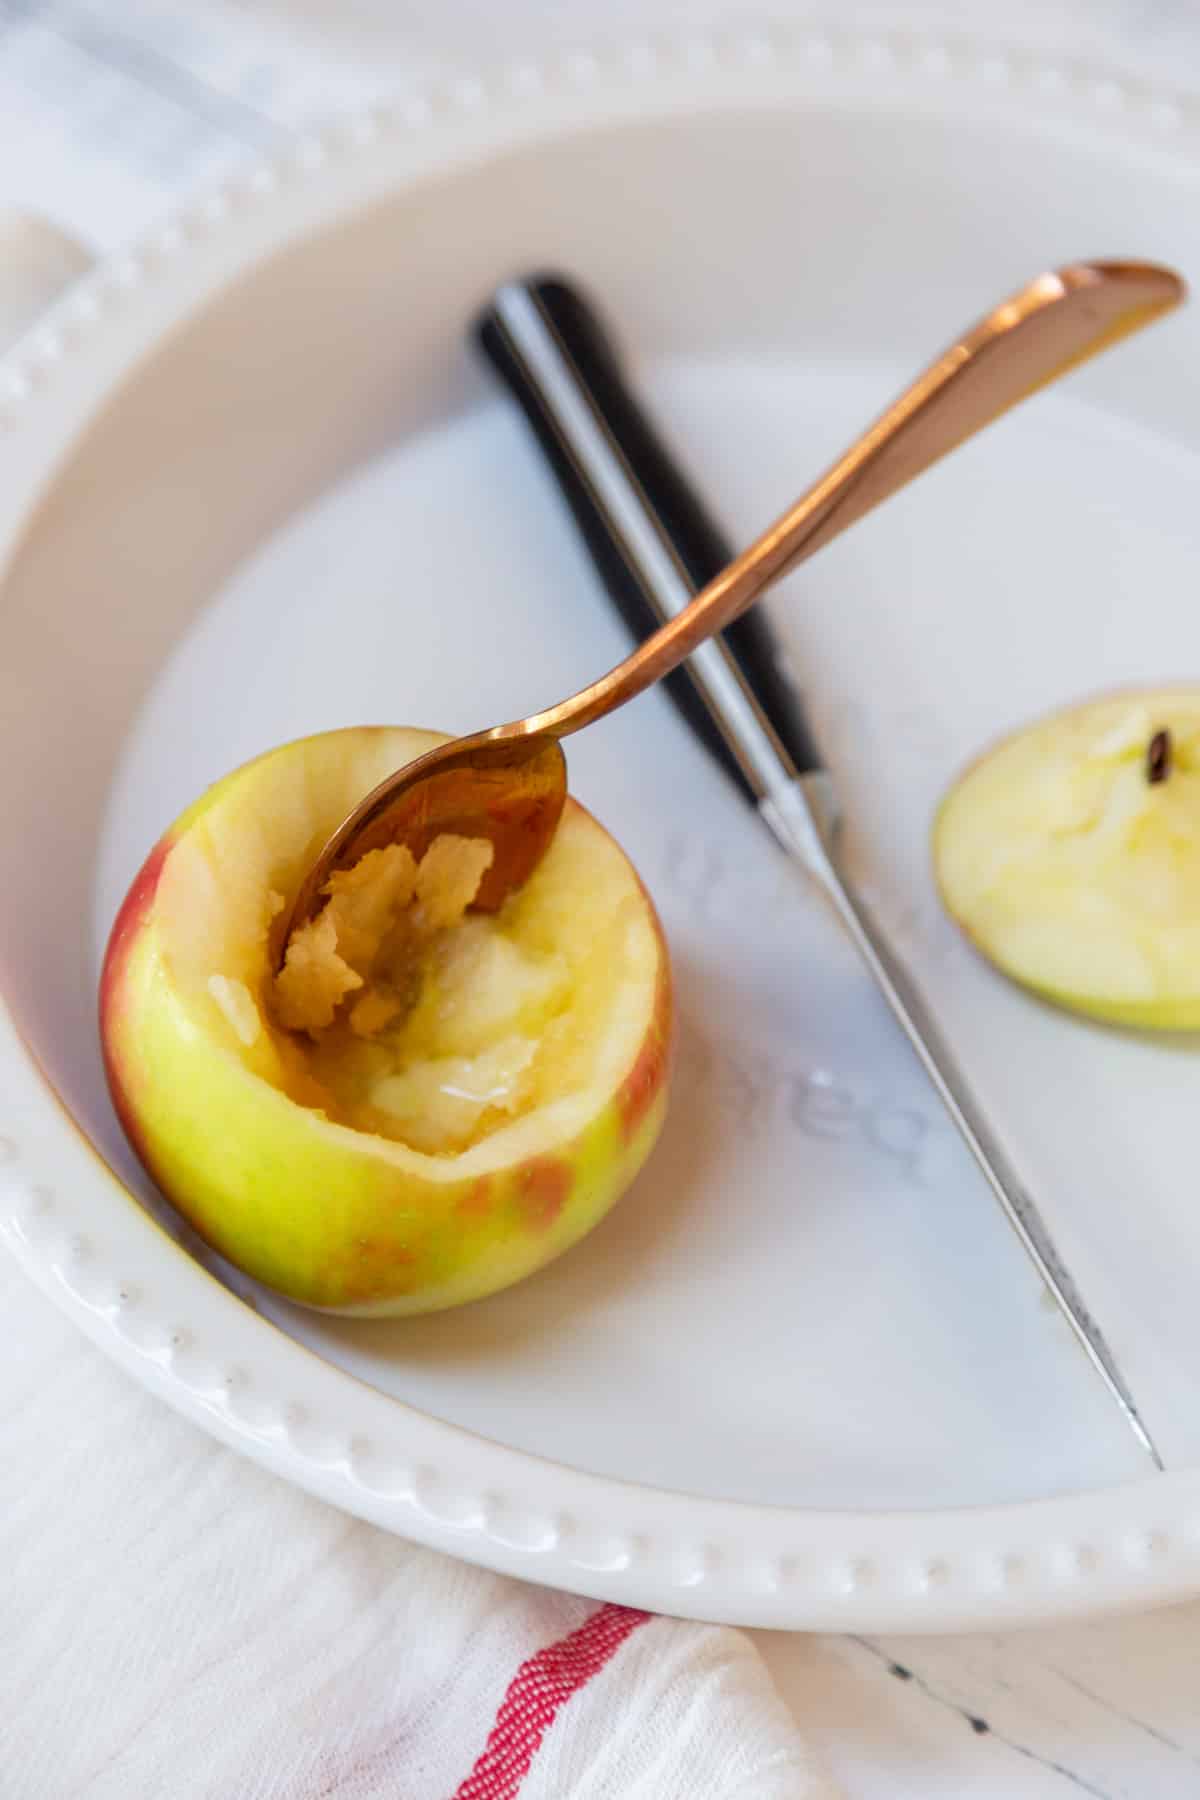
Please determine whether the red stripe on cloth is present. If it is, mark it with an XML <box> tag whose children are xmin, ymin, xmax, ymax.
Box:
<box><xmin>450</xmin><ymin>1602</ymin><xmax>651</xmax><ymax>1799</ymax></box>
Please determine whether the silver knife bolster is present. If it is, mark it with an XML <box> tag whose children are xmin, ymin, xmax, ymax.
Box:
<box><xmin>674</xmin><ymin>637</ymin><xmax>807</xmax><ymax>801</ymax></box>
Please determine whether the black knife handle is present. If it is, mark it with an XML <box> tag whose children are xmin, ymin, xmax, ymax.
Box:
<box><xmin>475</xmin><ymin>274</ymin><xmax>823</xmax><ymax>800</ymax></box>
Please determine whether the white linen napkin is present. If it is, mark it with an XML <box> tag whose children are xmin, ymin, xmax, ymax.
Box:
<box><xmin>2</xmin><ymin>1254</ymin><xmax>838</xmax><ymax>1799</ymax></box>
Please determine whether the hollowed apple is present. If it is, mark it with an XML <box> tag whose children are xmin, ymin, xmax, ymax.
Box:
<box><xmin>934</xmin><ymin>689</ymin><xmax>1200</xmax><ymax>1028</ymax></box>
<box><xmin>101</xmin><ymin>726</ymin><xmax>673</xmax><ymax>1313</ymax></box>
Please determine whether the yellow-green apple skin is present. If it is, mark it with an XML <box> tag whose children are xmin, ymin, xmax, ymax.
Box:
<box><xmin>100</xmin><ymin>727</ymin><xmax>673</xmax><ymax>1314</ymax></box>
<box><xmin>933</xmin><ymin>689</ymin><xmax>1200</xmax><ymax>1029</ymax></box>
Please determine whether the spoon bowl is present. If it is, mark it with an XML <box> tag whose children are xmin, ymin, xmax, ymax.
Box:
<box><xmin>283</xmin><ymin>729</ymin><xmax>566</xmax><ymax>939</ymax></box>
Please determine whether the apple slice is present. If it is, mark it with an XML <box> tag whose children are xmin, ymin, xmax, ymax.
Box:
<box><xmin>101</xmin><ymin>726</ymin><xmax>673</xmax><ymax>1313</ymax></box>
<box><xmin>933</xmin><ymin>689</ymin><xmax>1200</xmax><ymax>1028</ymax></box>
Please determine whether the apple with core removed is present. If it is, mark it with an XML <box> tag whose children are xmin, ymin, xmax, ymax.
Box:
<box><xmin>934</xmin><ymin>689</ymin><xmax>1200</xmax><ymax>1028</ymax></box>
<box><xmin>100</xmin><ymin>726</ymin><xmax>673</xmax><ymax>1313</ymax></box>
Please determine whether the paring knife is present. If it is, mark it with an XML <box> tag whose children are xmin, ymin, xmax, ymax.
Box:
<box><xmin>475</xmin><ymin>273</ymin><xmax>1163</xmax><ymax>1470</ymax></box>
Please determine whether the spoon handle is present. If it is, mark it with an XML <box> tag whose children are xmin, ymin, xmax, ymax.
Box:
<box><xmin>516</xmin><ymin>261</ymin><xmax>1183</xmax><ymax>744</ymax></box>
<box><xmin>477</xmin><ymin>276</ymin><xmax>822</xmax><ymax>797</ymax></box>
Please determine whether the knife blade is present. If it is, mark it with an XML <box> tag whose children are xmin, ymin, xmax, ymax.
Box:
<box><xmin>475</xmin><ymin>273</ymin><xmax>1162</xmax><ymax>1470</ymax></box>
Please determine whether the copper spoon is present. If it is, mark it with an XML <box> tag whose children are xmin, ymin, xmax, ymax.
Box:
<box><xmin>283</xmin><ymin>259</ymin><xmax>1183</xmax><ymax>946</ymax></box>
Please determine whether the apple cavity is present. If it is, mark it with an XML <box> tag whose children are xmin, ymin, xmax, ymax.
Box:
<box><xmin>101</xmin><ymin>727</ymin><xmax>673</xmax><ymax>1313</ymax></box>
<box><xmin>934</xmin><ymin>690</ymin><xmax>1200</xmax><ymax>1028</ymax></box>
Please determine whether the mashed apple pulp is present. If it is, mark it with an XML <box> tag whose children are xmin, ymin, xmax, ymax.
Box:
<box><xmin>204</xmin><ymin>831</ymin><xmax>634</xmax><ymax>1157</ymax></box>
